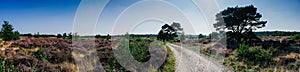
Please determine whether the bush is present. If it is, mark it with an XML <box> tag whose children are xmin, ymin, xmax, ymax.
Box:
<box><xmin>33</xmin><ymin>49</ymin><xmax>47</xmax><ymax>61</ymax></box>
<box><xmin>236</xmin><ymin>44</ymin><xmax>274</xmax><ymax>67</ymax></box>
<box><xmin>291</xmin><ymin>34</ymin><xmax>300</xmax><ymax>40</ymax></box>
<box><xmin>129</xmin><ymin>39</ymin><xmax>150</xmax><ymax>62</ymax></box>
<box><xmin>0</xmin><ymin>57</ymin><xmax>15</xmax><ymax>72</ymax></box>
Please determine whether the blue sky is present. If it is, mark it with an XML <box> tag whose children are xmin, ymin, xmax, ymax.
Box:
<box><xmin>0</xmin><ymin>0</ymin><xmax>300</xmax><ymax>35</ymax></box>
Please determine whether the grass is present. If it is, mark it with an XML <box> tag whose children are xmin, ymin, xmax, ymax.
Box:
<box><xmin>159</xmin><ymin>45</ymin><xmax>176</xmax><ymax>72</ymax></box>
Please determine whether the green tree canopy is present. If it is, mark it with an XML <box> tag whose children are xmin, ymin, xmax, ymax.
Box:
<box><xmin>213</xmin><ymin>5</ymin><xmax>267</xmax><ymax>44</ymax></box>
<box><xmin>1</xmin><ymin>21</ymin><xmax>20</xmax><ymax>41</ymax></box>
<box><xmin>157</xmin><ymin>23</ymin><xmax>183</xmax><ymax>41</ymax></box>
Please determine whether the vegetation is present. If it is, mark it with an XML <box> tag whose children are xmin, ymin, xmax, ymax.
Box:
<box><xmin>214</xmin><ymin>5</ymin><xmax>267</xmax><ymax>48</ymax></box>
<box><xmin>291</xmin><ymin>34</ymin><xmax>300</xmax><ymax>40</ymax></box>
<box><xmin>254</xmin><ymin>31</ymin><xmax>300</xmax><ymax>36</ymax></box>
<box><xmin>33</xmin><ymin>49</ymin><xmax>47</xmax><ymax>61</ymax></box>
<box><xmin>236</xmin><ymin>44</ymin><xmax>274</xmax><ymax>67</ymax></box>
<box><xmin>56</xmin><ymin>34</ymin><xmax>62</xmax><ymax>38</ymax></box>
<box><xmin>198</xmin><ymin>34</ymin><xmax>205</xmax><ymax>39</ymax></box>
<box><xmin>129</xmin><ymin>38</ymin><xmax>150</xmax><ymax>62</ymax></box>
<box><xmin>157</xmin><ymin>22</ymin><xmax>183</xmax><ymax>41</ymax></box>
<box><xmin>0</xmin><ymin>57</ymin><xmax>15</xmax><ymax>72</ymax></box>
<box><xmin>95</xmin><ymin>34</ymin><xmax>111</xmax><ymax>40</ymax></box>
<box><xmin>33</xmin><ymin>32</ymin><xmax>40</xmax><ymax>38</ymax></box>
<box><xmin>159</xmin><ymin>46</ymin><xmax>176</xmax><ymax>72</ymax></box>
<box><xmin>0</xmin><ymin>3</ymin><xmax>299</xmax><ymax>72</ymax></box>
<box><xmin>1</xmin><ymin>21</ymin><xmax>20</xmax><ymax>41</ymax></box>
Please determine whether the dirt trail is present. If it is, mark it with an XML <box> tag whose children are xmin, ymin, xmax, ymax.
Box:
<box><xmin>167</xmin><ymin>43</ymin><xmax>231</xmax><ymax>72</ymax></box>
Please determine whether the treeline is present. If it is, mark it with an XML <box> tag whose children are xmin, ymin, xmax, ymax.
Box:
<box><xmin>254</xmin><ymin>31</ymin><xmax>300</xmax><ymax>36</ymax></box>
<box><xmin>20</xmin><ymin>32</ymin><xmax>74</xmax><ymax>39</ymax></box>
<box><xmin>20</xmin><ymin>33</ymin><xmax>55</xmax><ymax>38</ymax></box>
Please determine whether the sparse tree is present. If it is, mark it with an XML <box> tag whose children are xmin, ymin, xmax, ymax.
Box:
<box><xmin>1</xmin><ymin>21</ymin><xmax>19</xmax><ymax>41</ymax></box>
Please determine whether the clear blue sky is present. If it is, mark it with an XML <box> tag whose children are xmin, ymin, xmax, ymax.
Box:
<box><xmin>0</xmin><ymin>0</ymin><xmax>300</xmax><ymax>35</ymax></box>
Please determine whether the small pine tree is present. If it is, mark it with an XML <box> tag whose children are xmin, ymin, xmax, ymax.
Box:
<box><xmin>1</xmin><ymin>21</ymin><xmax>19</xmax><ymax>41</ymax></box>
<box><xmin>63</xmin><ymin>33</ymin><xmax>67</xmax><ymax>38</ymax></box>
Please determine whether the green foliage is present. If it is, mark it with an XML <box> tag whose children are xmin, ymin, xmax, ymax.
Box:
<box><xmin>268</xmin><ymin>46</ymin><xmax>278</xmax><ymax>56</ymax></box>
<box><xmin>291</xmin><ymin>34</ymin><xmax>300</xmax><ymax>40</ymax></box>
<box><xmin>1</xmin><ymin>21</ymin><xmax>20</xmax><ymax>41</ymax></box>
<box><xmin>0</xmin><ymin>57</ymin><xmax>6</xmax><ymax>71</ymax></box>
<box><xmin>236</xmin><ymin>43</ymin><xmax>249</xmax><ymax>58</ymax></box>
<box><xmin>106</xmin><ymin>57</ymin><xmax>117</xmax><ymax>72</ymax></box>
<box><xmin>95</xmin><ymin>34</ymin><xmax>111</xmax><ymax>40</ymax></box>
<box><xmin>106</xmin><ymin>34</ymin><xmax>111</xmax><ymax>40</ymax></box>
<box><xmin>67</xmin><ymin>32</ymin><xmax>72</xmax><ymax>39</ymax></box>
<box><xmin>198</xmin><ymin>34</ymin><xmax>205</xmax><ymax>39</ymax></box>
<box><xmin>62</xmin><ymin>33</ymin><xmax>67</xmax><ymax>38</ymax></box>
<box><xmin>129</xmin><ymin>39</ymin><xmax>149</xmax><ymax>62</ymax></box>
<box><xmin>160</xmin><ymin>46</ymin><xmax>176</xmax><ymax>72</ymax></box>
<box><xmin>255</xmin><ymin>31</ymin><xmax>300</xmax><ymax>36</ymax></box>
<box><xmin>157</xmin><ymin>23</ymin><xmax>183</xmax><ymax>41</ymax></box>
<box><xmin>13</xmin><ymin>31</ymin><xmax>20</xmax><ymax>40</ymax></box>
<box><xmin>214</xmin><ymin>5</ymin><xmax>267</xmax><ymax>44</ymax></box>
<box><xmin>57</xmin><ymin>34</ymin><xmax>63</xmax><ymax>38</ymax></box>
<box><xmin>33</xmin><ymin>49</ymin><xmax>47</xmax><ymax>61</ymax></box>
<box><xmin>34</xmin><ymin>32</ymin><xmax>40</xmax><ymax>38</ymax></box>
<box><xmin>0</xmin><ymin>57</ymin><xmax>15</xmax><ymax>72</ymax></box>
<box><xmin>236</xmin><ymin>44</ymin><xmax>274</xmax><ymax>67</ymax></box>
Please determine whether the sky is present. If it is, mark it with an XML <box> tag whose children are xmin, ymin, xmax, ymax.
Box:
<box><xmin>0</xmin><ymin>0</ymin><xmax>299</xmax><ymax>35</ymax></box>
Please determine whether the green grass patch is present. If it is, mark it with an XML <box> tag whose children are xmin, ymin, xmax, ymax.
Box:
<box><xmin>159</xmin><ymin>45</ymin><xmax>176</xmax><ymax>72</ymax></box>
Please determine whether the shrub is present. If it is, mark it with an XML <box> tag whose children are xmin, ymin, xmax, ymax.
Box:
<box><xmin>291</xmin><ymin>34</ymin><xmax>300</xmax><ymax>40</ymax></box>
<box><xmin>236</xmin><ymin>44</ymin><xmax>274</xmax><ymax>67</ymax></box>
<box><xmin>0</xmin><ymin>57</ymin><xmax>15</xmax><ymax>72</ymax></box>
<box><xmin>57</xmin><ymin>34</ymin><xmax>63</xmax><ymax>38</ymax></box>
<box><xmin>129</xmin><ymin>39</ymin><xmax>150</xmax><ymax>62</ymax></box>
<box><xmin>33</xmin><ymin>49</ymin><xmax>47</xmax><ymax>61</ymax></box>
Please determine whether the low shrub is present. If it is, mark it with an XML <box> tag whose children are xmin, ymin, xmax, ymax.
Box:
<box><xmin>33</xmin><ymin>49</ymin><xmax>47</xmax><ymax>61</ymax></box>
<box><xmin>291</xmin><ymin>34</ymin><xmax>300</xmax><ymax>40</ymax></box>
<box><xmin>236</xmin><ymin>43</ymin><xmax>274</xmax><ymax>68</ymax></box>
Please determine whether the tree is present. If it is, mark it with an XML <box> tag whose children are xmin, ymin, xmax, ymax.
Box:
<box><xmin>95</xmin><ymin>34</ymin><xmax>101</xmax><ymax>38</ymax></box>
<box><xmin>213</xmin><ymin>5</ymin><xmax>267</xmax><ymax>44</ymax></box>
<box><xmin>198</xmin><ymin>34</ymin><xmax>205</xmax><ymax>39</ymax></box>
<box><xmin>63</xmin><ymin>33</ymin><xmax>67</xmax><ymax>38</ymax></box>
<box><xmin>170</xmin><ymin>22</ymin><xmax>183</xmax><ymax>34</ymax></box>
<box><xmin>67</xmin><ymin>32</ymin><xmax>72</xmax><ymax>39</ymax></box>
<box><xmin>157</xmin><ymin>23</ymin><xmax>179</xmax><ymax>41</ymax></box>
<box><xmin>34</xmin><ymin>32</ymin><xmax>40</xmax><ymax>38</ymax></box>
<box><xmin>13</xmin><ymin>31</ymin><xmax>20</xmax><ymax>40</ymax></box>
<box><xmin>106</xmin><ymin>34</ymin><xmax>111</xmax><ymax>40</ymax></box>
<box><xmin>1</xmin><ymin>21</ymin><xmax>18</xmax><ymax>41</ymax></box>
<box><xmin>57</xmin><ymin>34</ymin><xmax>62</xmax><ymax>38</ymax></box>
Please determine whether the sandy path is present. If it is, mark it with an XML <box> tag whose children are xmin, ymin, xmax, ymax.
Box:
<box><xmin>167</xmin><ymin>43</ymin><xmax>231</xmax><ymax>72</ymax></box>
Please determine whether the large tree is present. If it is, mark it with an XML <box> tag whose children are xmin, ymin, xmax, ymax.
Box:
<box><xmin>1</xmin><ymin>21</ymin><xmax>19</xmax><ymax>41</ymax></box>
<box><xmin>213</xmin><ymin>5</ymin><xmax>267</xmax><ymax>44</ymax></box>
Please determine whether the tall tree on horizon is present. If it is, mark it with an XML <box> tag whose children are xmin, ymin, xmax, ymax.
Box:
<box><xmin>1</xmin><ymin>21</ymin><xmax>19</xmax><ymax>41</ymax></box>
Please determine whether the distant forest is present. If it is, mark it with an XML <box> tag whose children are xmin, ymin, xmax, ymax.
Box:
<box><xmin>254</xmin><ymin>31</ymin><xmax>300</xmax><ymax>36</ymax></box>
